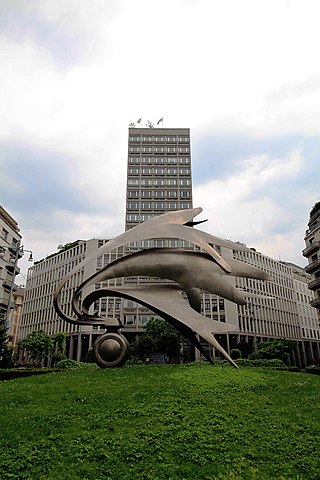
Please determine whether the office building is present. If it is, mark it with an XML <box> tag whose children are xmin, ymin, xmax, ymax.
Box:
<box><xmin>303</xmin><ymin>202</ymin><xmax>320</xmax><ymax>315</ymax></box>
<box><xmin>126</xmin><ymin>127</ymin><xmax>192</xmax><ymax>229</ymax></box>
<box><xmin>19</xmin><ymin>129</ymin><xmax>320</xmax><ymax>366</ymax></box>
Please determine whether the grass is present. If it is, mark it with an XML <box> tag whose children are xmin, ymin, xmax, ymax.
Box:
<box><xmin>0</xmin><ymin>363</ymin><xmax>319</xmax><ymax>480</ymax></box>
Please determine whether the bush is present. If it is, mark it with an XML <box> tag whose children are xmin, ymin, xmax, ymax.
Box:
<box><xmin>248</xmin><ymin>352</ymin><xmax>263</xmax><ymax>360</ymax></box>
<box><xmin>236</xmin><ymin>358</ymin><xmax>286</xmax><ymax>368</ymax></box>
<box><xmin>287</xmin><ymin>366</ymin><xmax>300</xmax><ymax>372</ymax></box>
<box><xmin>230</xmin><ymin>348</ymin><xmax>242</xmax><ymax>360</ymax></box>
<box><xmin>305</xmin><ymin>365</ymin><xmax>320</xmax><ymax>375</ymax></box>
<box><xmin>85</xmin><ymin>347</ymin><xmax>95</xmax><ymax>363</ymax></box>
<box><xmin>0</xmin><ymin>368</ymin><xmax>65</xmax><ymax>381</ymax></box>
<box><xmin>51</xmin><ymin>352</ymin><xmax>66</xmax><ymax>366</ymax></box>
<box><xmin>55</xmin><ymin>359</ymin><xmax>83</xmax><ymax>369</ymax></box>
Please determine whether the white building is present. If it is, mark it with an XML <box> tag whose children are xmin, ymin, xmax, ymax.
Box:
<box><xmin>0</xmin><ymin>205</ymin><xmax>22</xmax><ymax>326</ymax></box>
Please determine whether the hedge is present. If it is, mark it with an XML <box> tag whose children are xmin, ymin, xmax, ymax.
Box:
<box><xmin>0</xmin><ymin>369</ymin><xmax>65</xmax><ymax>381</ymax></box>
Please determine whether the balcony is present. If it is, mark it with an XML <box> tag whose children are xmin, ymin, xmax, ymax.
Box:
<box><xmin>5</xmin><ymin>263</ymin><xmax>21</xmax><ymax>275</ymax></box>
<box><xmin>302</xmin><ymin>241</ymin><xmax>320</xmax><ymax>257</ymax></box>
<box><xmin>308</xmin><ymin>277</ymin><xmax>320</xmax><ymax>291</ymax></box>
<box><xmin>305</xmin><ymin>258</ymin><xmax>320</xmax><ymax>274</ymax></box>
<box><xmin>310</xmin><ymin>297</ymin><xmax>320</xmax><ymax>309</ymax></box>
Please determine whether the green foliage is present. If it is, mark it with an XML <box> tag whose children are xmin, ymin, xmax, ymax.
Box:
<box><xmin>310</xmin><ymin>201</ymin><xmax>320</xmax><ymax>218</ymax></box>
<box><xmin>55</xmin><ymin>358</ymin><xmax>83</xmax><ymax>369</ymax></box>
<box><xmin>305</xmin><ymin>365</ymin><xmax>320</xmax><ymax>375</ymax></box>
<box><xmin>0</xmin><ymin>368</ymin><xmax>64</xmax><ymax>381</ymax></box>
<box><xmin>57</xmin><ymin>241</ymin><xmax>79</xmax><ymax>251</ymax></box>
<box><xmin>19</xmin><ymin>330</ymin><xmax>54</xmax><ymax>366</ymax></box>
<box><xmin>0</xmin><ymin>316</ymin><xmax>13</xmax><ymax>368</ymax></box>
<box><xmin>230</xmin><ymin>348</ymin><xmax>242</xmax><ymax>360</ymax></box>
<box><xmin>0</xmin><ymin>364</ymin><xmax>319</xmax><ymax>479</ymax></box>
<box><xmin>249</xmin><ymin>352</ymin><xmax>264</xmax><ymax>360</ymax></box>
<box><xmin>236</xmin><ymin>358</ymin><xmax>286</xmax><ymax>367</ymax></box>
<box><xmin>85</xmin><ymin>347</ymin><xmax>95</xmax><ymax>363</ymax></box>
<box><xmin>236</xmin><ymin>340</ymin><xmax>252</xmax><ymax>358</ymax></box>
<box><xmin>258</xmin><ymin>339</ymin><xmax>295</xmax><ymax>361</ymax></box>
<box><xmin>133</xmin><ymin>317</ymin><xmax>181</xmax><ymax>361</ymax></box>
<box><xmin>53</xmin><ymin>332</ymin><xmax>67</xmax><ymax>353</ymax></box>
<box><xmin>51</xmin><ymin>352</ymin><xmax>66</xmax><ymax>366</ymax></box>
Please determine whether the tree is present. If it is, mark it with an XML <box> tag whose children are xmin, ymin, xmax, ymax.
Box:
<box><xmin>258</xmin><ymin>339</ymin><xmax>295</xmax><ymax>361</ymax></box>
<box><xmin>19</xmin><ymin>330</ymin><xmax>54</xmax><ymax>366</ymax></box>
<box><xmin>310</xmin><ymin>201</ymin><xmax>320</xmax><ymax>218</ymax></box>
<box><xmin>0</xmin><ymin>316</ymin><xmax>13</xmax><ymax>368</ymax></box>
<box><xmin>52</xmin><ymin>332</ymin><xmax>68</xmax><ymax>366</ymax></box>
<box><xmin>133</xmin><ymin>318</ymin><xmax>181</xmax><ymax>362</ymax></box>
<box><xmin>236</xmin><ymin>340</ymin><xmax>252</xmax><ymax>359</ymax></box>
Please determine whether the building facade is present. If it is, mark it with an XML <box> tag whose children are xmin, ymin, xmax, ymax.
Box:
<box><xmin>303</xmin><ymin>202</ymin><xmax>320</xmax><ymax>315</ymax></box>
<box><xmin>126</xmin><ymin>127</ymin><xmax>192</xmax><ymax>229</ymax></box>
<box><xmin>0</xmin><ymin>205</ymin><xmax>22</xmax><ymax>326</ymax></box>
<box><xmin>19</xmin><ymin>129</ymin><xmax>320</xmax><ymax>366</ymax></box>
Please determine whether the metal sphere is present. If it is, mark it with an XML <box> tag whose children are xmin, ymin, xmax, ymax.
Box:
<box><xmin>93</xmin><ymin>332</ymin><xmax>129</xmax><ymax>368</ymax></box>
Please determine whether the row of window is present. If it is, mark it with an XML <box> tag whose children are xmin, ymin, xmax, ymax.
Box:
<box><xmin>129</xmin><ymin>136</ymin><xmax>189</xmax><ymax>143</ymax></box>
<box><xmin>129</xmin><ymin>146</ymin><xmax>190</xmax><ymax>153</ymax></box>
<box><xmin>128</xmin><ymin>178</ymin><xmax>191</xmax><ymax>186</ymax></box>
<box><xmin>128</xmin><ymin>167</ymin><xmax>190</xmax><ymax>175</ymax></box>
<box><xmin>128</xmin><ymin>156</ymin><xmax>190</xmax><ymax>164</ymax></box>
<box><xmin>127</xmin><ymin>190</ymin><xmax>191</xmax><ymax>198</ymax></box>
<box><xmin>127</xmin><ymin>202</ymin><xmax>192</xmax><ymax>210</ymax></box>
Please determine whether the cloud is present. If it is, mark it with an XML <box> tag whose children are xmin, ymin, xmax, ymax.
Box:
<box><xmin>194</xmin><ymin>148</ymin><xmax>314</xmax><ymax>266</ymax></box>
<box><xmin>1</xmin><ymin>0</ymin><xmax>320</xmax><ymax>281</ymax></box>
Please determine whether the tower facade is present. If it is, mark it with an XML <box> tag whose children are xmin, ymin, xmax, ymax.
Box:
<box><xmin>126</xmin><ymin>127</ymin><xmax>192</xmax><ymax>230</ymax></box>
<box><xmin>303</xmin><ymin>202</ymin><xmax>320</xmax><ymax>314</ymax></box>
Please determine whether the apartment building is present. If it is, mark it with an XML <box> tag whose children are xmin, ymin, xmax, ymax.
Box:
<box><xmin>0</xmin><ymin>205</ymin><xmax>22</xmax><ymax>325</ymax></box>
<box><xmin>303</xmin><ymin>202</ymin><xmax>320</xmax><ymax>314</ymax></box>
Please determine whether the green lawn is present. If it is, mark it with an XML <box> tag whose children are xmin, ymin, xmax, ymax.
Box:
<box><xmin>0</xmin><ymin>363</ymin><xmax>319</xmax><ymax>480</ymax></box>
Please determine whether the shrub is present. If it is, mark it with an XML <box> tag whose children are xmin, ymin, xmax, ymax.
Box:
<box><xmin>305</xmin><ymin>365</ymin><xmax>320</xmax><ymax>375</ymax></box>
<box><xmin>85</xmin><ymin>347</ymin><xmax>95</xmax><ymax>363</ymax></box>
<box><xmin>55</xmin><ymin>359</ymin><xmax>83</xmax><ymax>369</ymax></box>
<box><xmin>51</xmin><ymin>352</ymin><xmax>66</xmax><ymax>366</ymax></box>
<box><xmin>236</xmin><ymin>358</ymin><xmax>286</xmax><ymax>368</ymax></box>
<box><xmin>0</xmin><ymin>368</ymin><xmax>65</xmax><ymax>381</ymax></box>
<box><xmin>248</xmin><ymin>352</ymin><xmax>263</xmax><ymax>360</ymax></box>
<box><xmin>287</xmin><ymin>366</ymin><xmax>300</xmax><ymax>372</ymax></box>
<box><xmin>230</xmin><ymin>348</ymin><xmax>242</xmax><ymax>360</ymax></box>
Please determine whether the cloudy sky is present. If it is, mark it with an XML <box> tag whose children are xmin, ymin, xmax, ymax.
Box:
<box><xmin>1</xmin><ymin>0</ymin><xmax>319</xmax><ymax>283</ymax></box>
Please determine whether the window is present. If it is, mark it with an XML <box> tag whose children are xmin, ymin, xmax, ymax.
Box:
<box><xmin>168</xmin><ymin>191</ymin><xmax>177</xmax><ymax>197</ymax></box>
<box><xmin>180</xmin><ymin>191</ymin><xmax>191</xmax><ymax>198</ymax></box>
<box><xmin>128</xmin><ymin>167</ymin><xmax>140</xmax><ymax>174</ymax></box>
<box><xmin>127</xmin><ymin>202</ymin><xmax>139</xmax><ymax>209</ymax></box>
<box><xmin>128</xmin><ymin>190</ymin><xmax>139</xmax><ymax>197</ymax></box>
<box><xmin>1</xmin><ymin>228</ymin><xmax>8</xmax><ymax>241</ymax></box>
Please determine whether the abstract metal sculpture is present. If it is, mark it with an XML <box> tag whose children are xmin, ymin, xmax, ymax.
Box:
<box><xmin>54</xmin><ymin>208</ymin><xmax>269</xmax><ymax>368</ymax></box>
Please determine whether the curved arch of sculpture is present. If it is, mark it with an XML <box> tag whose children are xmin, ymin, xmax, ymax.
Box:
<box><xmin>53</xmin><ymin>208</ymin><xmax>270</xmax><ymax>368</ymax></box>
<box><xmin>79</xmin><ymin>284</ymin><xmax>239</xmax><ymax>368</ymax></box>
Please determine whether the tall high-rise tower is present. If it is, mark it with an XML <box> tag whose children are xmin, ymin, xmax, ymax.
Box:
<box><xmin>126</xmin><ymin>127</ymin><xmax>193</xmax><ymax>230</ymax></box>
<box><xmin>122</xmin><ymin>127</ymin><xmax>193</xmax><ymax>329</ymax></box>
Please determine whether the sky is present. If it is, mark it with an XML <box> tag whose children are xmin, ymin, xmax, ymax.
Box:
<box><xmin>0</xmin><ymin>0</ymin><xmax>319</xmax><ymax>284</ymax></box>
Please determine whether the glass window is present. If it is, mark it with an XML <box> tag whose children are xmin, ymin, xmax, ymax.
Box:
<box><xmin>1</xmin><ymin>228</ymin><xmax>9</xmax><ymax>241</ymax></box>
